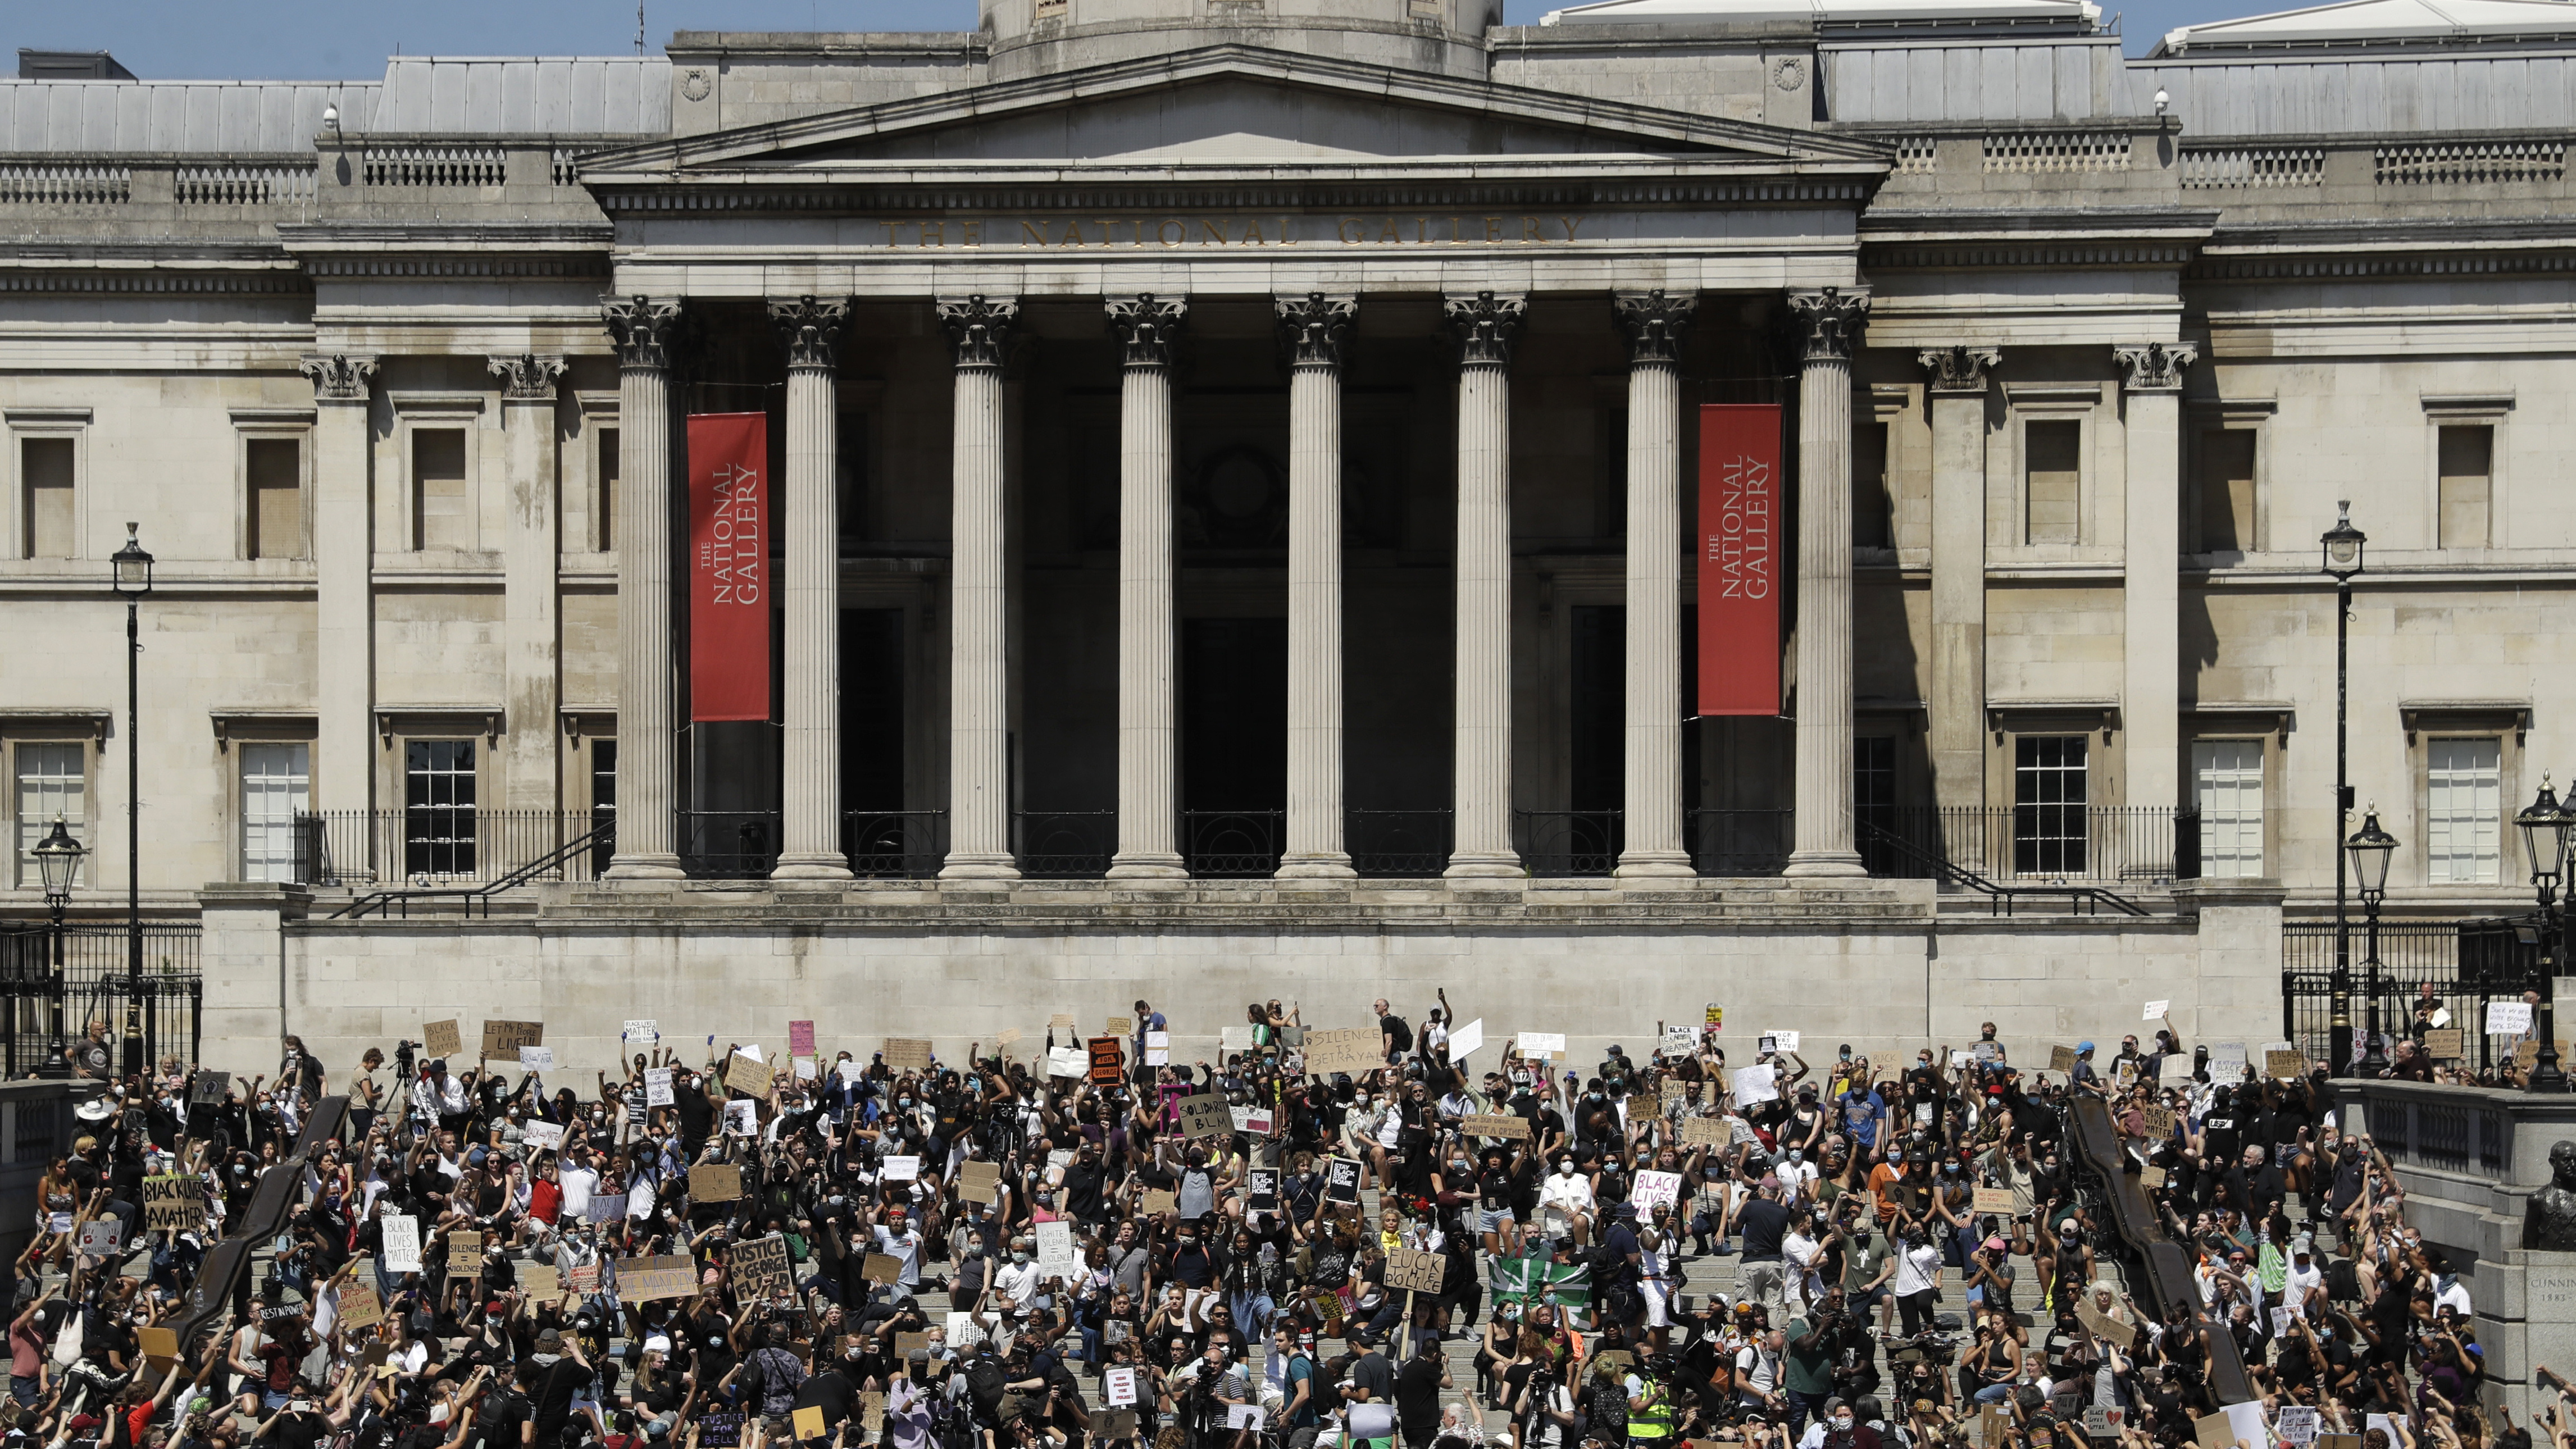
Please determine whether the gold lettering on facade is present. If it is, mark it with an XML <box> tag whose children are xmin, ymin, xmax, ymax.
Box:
<box><xmin>920</xmin><ymin>221</ymin><xmax>944</xmax><ymax>248</ymax></box>
<box><xmin>1560</xmin><ymin>215</ymin><xmax>1582</xmax><ymax>240</ymax></box>
<box><xmin>1021</xmin><ymin>221</ymin><xmax>1048</xmax><ymax>245</ymax></box>
<box><xmin>1159</xmin><ymin>220</ymin><xmax>1186</xmax><ymax>247</ymax></box>
<box><xmin>1522</xmin><ymin>216</ymin><xmax>1544</xmax><ymax>243</ymax></box>
<box><xmin>1484</xmin><ymin>216</ymin><xmax>1503</xmax><ymax>242</ymax></box>
<box><xmin>874</xmin><ymin>215</ymin><xmax>1596</xmax><ymax>247</ymax></box>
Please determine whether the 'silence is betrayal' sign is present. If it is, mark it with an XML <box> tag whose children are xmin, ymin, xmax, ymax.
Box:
<box><xmin>862</xmin><ymin>214</ymin><xmax>1606</xmax><ymax>250</ymax></box>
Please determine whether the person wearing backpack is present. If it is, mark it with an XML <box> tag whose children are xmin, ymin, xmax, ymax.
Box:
<box><xmin>1372</xmin><ymin>1000</ymin><xmax>1413</xmax><ymax>1067</ymax></box>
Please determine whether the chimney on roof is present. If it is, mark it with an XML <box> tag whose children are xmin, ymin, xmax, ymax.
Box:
<box><xmin>16</xmin><ymin>49</ymin><xmax>137</xmax><ymax>81</ymax></box>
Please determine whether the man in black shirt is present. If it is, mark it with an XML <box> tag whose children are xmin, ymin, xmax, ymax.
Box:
<box><xmin>1736</xmin><ymin>1186</ymin><xmax>1794</xmax><ymax>1319</ymax></box>
<box><xmin>1392</xmin><ymin>1334</ymin><xmax>1450</xmax><ymax>1449</ymax></box>
<box><xmin>519</xmin><ymin>1329</ymin><xmax>595</xmax><ymax>1447</ymax></box>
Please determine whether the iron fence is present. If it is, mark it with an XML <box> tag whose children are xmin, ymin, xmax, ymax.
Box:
<box><xmin>1348</xmin><ymin>810</ymin><xmax>1453</xmax><ymax>877</ymax></box>
<box><xmin>1866</xmin><ymin>806</ymin><xmax>2192</xmax><ymax>885</ymax></box>
<box><xmin>680</xmin><ymin>810</ymin><xmax>782</xmax><ymax>879</ymax></box>
<box><xmin>1184</xmin><ymin>810</ymin><xmax>1284</xmax><ymax>877</ymax></box>
<box><xmin>2279</xmin><ymin>919</ymin><xmax>2531</xmax><ymax>1072</ymax></box>
<box><xmin>0</xmin><ymin>923</ymin><xmax>202</xmax><ymax>1078</ymax></box>
<box><xmin>843</xmin><ymin>810</ymin><xmax>946</xmax><ymax>880</ymax></box>
<box><xmin>1515</xmin><ymin>809</ymin><xmax>1621</xmax><ymax>878</ymax></box>
<box><xmin>286</xmin><ymin>810</ymin><xmax>608</xmax><ymax>888</ymax></box>
<box><xmin>1688</xmin><ymin>809</ymin><xmax>1794</xmax><ymax>876</ymax></box>
<box><xmin>1013</xmin><ymin>810</ymin><xmax>1116</xmax><ymax>878</ymax></box>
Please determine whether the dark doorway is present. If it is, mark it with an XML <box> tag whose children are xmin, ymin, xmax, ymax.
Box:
<box><xmin>842</xmin><ymin>608</ymin><xmax>905</xmax><ymax>809</ymax></box>
<box><xmin>1536</xmin><ymin>604</ymin><xmax>1624</xmax><ymax>875</ymax></box>
<box><xmin>1181</xmin><ymin>617</ymin><xmax>1287</xmax><ymax>873</ymax></box>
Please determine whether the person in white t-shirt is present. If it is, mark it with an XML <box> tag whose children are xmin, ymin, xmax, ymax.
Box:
<box><xmin>1735</xmin><ymin>1325</ymin><xmax>1784</xmax><ymax>1415</ymax></box>
<box><xmin>1539</xmin><ymin>1159</ymin><xmax>1596</xmax><ymax>1248</ymax></box>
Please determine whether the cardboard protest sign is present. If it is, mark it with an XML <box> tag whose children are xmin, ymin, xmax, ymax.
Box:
<box><xmin>449</xmin><ymin>1229</ymin><xmax>484</xmax><ymax>1260</ymax></box>
<box><xmin>1175</xmin><ymin>1093</ymin><xmax>1235</xmax><ymax>1140</ymax></box>
<box><xmin>1048</xmin><ymin>1013</ymin><xmax>1075</xmax><ymax>1029</ymax></box>
<box><xmin>1325</xmin><ymin>1157</ymin><xmax>1362</xmax><ymax>1205</ymax></box>
<box><xmin>588</xmin><ymin>1193</ymin><xmax>627</xmax><ymax>1223</ymax></box>
<box><xmin>1088</xmin><ymin>1036</ymin><xmax>1125</xmax><ymax>1087</ymax></box>
<box><xmin>1680</xmin><ymin>1117</ymin><xmax>1728</xmax><ymax>1147</ymax></box>
<box><xmin>861</xmin><ymin>1254</ymin><xmax>903</xmax><ymax>1284</ymax></box>
<box><xmin>482</xmin><ymin>1019</ymin><xmax>543</xmax><ymax>1058</ymax></box>
<box><xmin>568</xmin><ymin>1265</ymin><xmax>602</xmax><ymax>1295</ymax></box>
<box><xmin>2160</xmin><ymin>1055</ymin><xmax>2197</xmax><ymax>1086</ymax></box>
<box><xmin>862</xmin><ymin>1393</ymin><xmax>886</xmax><ymax>1437</ymax></box>
<box><xmin>2142</xmin><ymin>1105</ymin><xmax>2177</xmax><ymax>1138</ymax></box>
<box><xmin>424</xmin><ymin>1020</ymin><xmax>463</xmax><ymax>1059</ymax></box>
<box><xmin>2423</xmin><ymin>1028</ymin><xmax>2465</xmax><ymax>1060</ymax></box>
<box><xmin>381</xmin><ymin>1216</ymin><xmax>421</xmax><ymax>1274</ymax></box>
<box><xmin>2517</xmin><ymin>1038</ymin><xmax>2573</xmax><ymax>1067</ymax></box>
<box><xmin>885</xmin><ymin>1038</ymin><xmax>934</xmax><ymax>1072</ymax></box>
<box><xmin>1303</xmin><ymin>1028</ymin><xmax>1380</xmax><ymax>1077</ymax></box>
<box><xmin>144</xmin><ymin>1174</ymin><xmax>205</xmax><ymax>1233</ymax></box>
<box><xmin>690</xmin><ymin>1164</ymin><xmax>744</xmax><ymax>1202</ymax></box>
<box><xmin>1141</xmin><ymin>1189</ymin><xmax>1177</xmax><ymax>1216</ymax></box>
<box><xmin>725</xmin><ymin>1051</ymin><xmax>774</xmax><ymax>1100</ymax></box>
<box><xmin>1107</xmin><ymin>1015</ymin><xmax>1134</xmax><ymax>1037</ymax></box>
<box><xmin>1035</xmin><ymin>1221</ymin><xmax>1077</xmax><ymax>1280</ymax></box>
<box><xmin>520</xmin><ymin>1264</ymin><xmax>560</xmax><ymax>1301</ymax></box>
<box><xmin>1385</xmin><ymin>1247</ymin><xmax>1446</xmax><ymax>1293</ymax></box>
<box><xmin>996</xmin><ymin>1027</ymin><xmax>1022</xmax><ymax>1047</ymax></box>
<box><xmin>959</xmin><ymin>1160</ymin><xmax>1002</xmax><ymax>1202</ymax></box>
<box><xmin>1518</xmin><ymin>1032</ymin><xmax>1566</xmax><ymax>1056</ymax></box>
<box><xmin>1464</xmin><ymin>1113</ymin><xmax>1531</xmax><ymax>1140</ymax></box>
<box><xmin>2048</xmin><ymin>1045</ymin><xmax>2077</xmax><ymax>1074</ymax></box>
<box><xmin>734</xmin><ymin>1233</ymin><xmax>794</xmax><ymax>1301</ymax></box>
<box><xmin>136</xmin><ymin>1325</ymin><xmax>180</xmax><ymax>1369</ymax></box>
<box><xmin>190</xmin><ymin>1070</ymin><xmax>230</xmax><ymax>1105</ymax></box>
<box><xmin>337</xmin><ymin>1285</ymin><xmax>385</xmax><ymax>1331</ymax></box>
<box><xmin>645</xmin><ymin>1068</ymin><xmax>675</xmax><ymax>1106</ymax></box>
<box><xmin>1971</xmin><ymin>1188</ymin><xmax>2015</xmax><ymax>1215</ymax></box>
<box><xmin>2076</xmin><ymin>1300</ymin><xmax>2135</xmax><ymax>1350</ymax></box>
<box><xmin>791</xmin><ymin>1408</ymin><xmax>826</xmax><ymax>1443</ymax></box>
<box><xmin>789</xmin><ymin>1020</ymin><xmax>816</xmax><ymax>1057</ymax></box>
<box><xmin>615</xmin><ymin>1255</ymin><xmax>699</xmax><ymax>1302</ymax></box>
<box><xmin>2140</xmin><ymin>1164</ymin><xmax>2168</xmax><ymax>1188</ymax></box>
<box><xmin>1221</xmin><ymin>1026</ymin><xmax>1253</xmax><ymax>1051</ymax></box>
<box><xmin>2082</xmin><ymin>1406</ymin><xmax>2127</xmax><ymax>1439</ymax></box>
<box><xmin>2266</xmin><ymin>1049</ymin><xmax>2308</xmax><ymax>1079</ymax></box>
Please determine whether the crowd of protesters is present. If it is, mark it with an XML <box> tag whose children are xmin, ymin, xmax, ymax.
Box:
<box><xmin>11</xmin><ymin>994</ymin><xmax>2569</xmax><ymax>1449</ymax></box>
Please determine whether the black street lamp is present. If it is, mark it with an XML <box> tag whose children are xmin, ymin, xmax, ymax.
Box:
<box><xmin>110</xmin><ymin>523</ymin><xmax>151</xmax><ymax>1082</ymax></box>
<box><xmin>2515</xmin><ymin>776</ymin><xmax>2575</xmax><ymax>1092</ymax></box>
<box><xmin>2322</xmin><ymin>503</ymin><xmax>2366</xmax><ymax>1074</ymax></box>
<box><xmin>2346</xmin><ymin>806</ymin><xmax>2398</xmax><ymax>1076</ymax></box>
<box><xmin>30</xmin><ymin>817</ymin><xmax>84</xmax><ymax>1079</ymax></box>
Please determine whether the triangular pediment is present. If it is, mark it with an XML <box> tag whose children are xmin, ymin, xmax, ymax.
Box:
<box><xmin>580</xmin><ymin>45</ymin><xmax>1889</xmax><ymax>177</ymax></box>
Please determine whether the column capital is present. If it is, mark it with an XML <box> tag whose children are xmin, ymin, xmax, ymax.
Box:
<box><xmin>1917</xmin><ymin>344</ymin><xmax>2001</xmax><ymax>394</ymax></box>
<box><xmin>936</xmin><ymin>295</ymin><xmax>1020</xmax><ymax>370</ymax></box>
<box><xmin>2114</xmin><ymin>341</ymin><xmax>2197</xmax><ymax>393</ymax></box>
<box><xmin>1613</xmin><ymin>289</ymin><xmax>1698</xmax><ymax>366</ymax></box>
<box><xmin>768</xmin><ymin>295</ymin><xmax>854</xmax><ymax>371</ymax></box>
<box><xmin>602</xmin><ymin>295</ymin><xmax>688</xmax><ymax>371</ymax></box>
<box><xmin>486</xmin><ymin>353</ymin><xmax>567</xmax><ymax>402</ymax></box>
<box><xmin>1444</xmin><ymin>290</ymin><xmax>1527</xmax><ymax>368</ymax></box>
<box><xmin>1788</xmin><ymin>286</ymin><xmax>1870</xmax><ymax>362</ymax></box>
<box><xmin>298</xmin><ymin>354</ymin><xmax>377</xmax><ymax>403</ymax></box>
<box><xmin>1275</xmin><ymin>293</ymin><xmax>1357</xmax><ymax>369</ymax></box>
<box><xmin>1107</xmin><ymin>293</ymin><xmax>1187</xmax><ymax>369</ymax></box>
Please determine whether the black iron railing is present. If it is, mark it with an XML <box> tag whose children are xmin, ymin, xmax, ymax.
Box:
<box><xmin>2280</xmin><ymin>919</ymin><xmax>2519</xmax><ymax>1072</ymax></box>
<box><xmin>680</xmin><ymin>810</ymin><xmax>782</xmax><ymax>879</ymax></box>
<box><xmin>1348</xmin><ymin>810</ymin><xmax>1453</xmax><ymax>877</ymax></box>
<box><xmin>1866</xmin><ymin>806</ymin><xmax>2193</xmax><ymax>885</ymax></box>
<box><xmin>1013</xmin><ymin>810</ymin><xmax>1117</xmax><ymax>879</ymax></box>
<box><xmin>0</xmin><ymin>924</ymin><xmax>202</xmax><ymax>1078</ymax></box>
<box><xmin>1687</xmin><ymin>808</ymin><xmax>1794</xmax><ymax>876</ymax></box>
<box><xmin>286</xmin><ymin>810</ymin><xmax>609</xmax><ymax>888</ymax></box>
<box><xmin>1514</xmin><ymin>809</ymin><xmax>1621</xmax><ymax>878</ymax></box>
<box><xmin>1184</xmin><ymin>810</ymin><xmax>1284</xmax><ymax>877</ymax></box>
<box><xmin>843</xmin><ymin>810</ymin><xmax>946</xmax><ymax>880</ymax></box>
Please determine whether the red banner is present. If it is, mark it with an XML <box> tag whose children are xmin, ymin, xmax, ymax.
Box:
<box><xmin>1696</xmin><ymin>404</ymin><xmax>1783</xmax><ymax>717</ymax></box>
<box><xmin>688</xmin><ymin>413</ymin><xmax>771</xmax><ymax>723</ymax></box>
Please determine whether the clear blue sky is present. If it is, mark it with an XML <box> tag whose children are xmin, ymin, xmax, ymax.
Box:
<box><xmin>20</xmin><ymin>0</ymin><xmax>2278</xmax><ymax>78</ymax></box>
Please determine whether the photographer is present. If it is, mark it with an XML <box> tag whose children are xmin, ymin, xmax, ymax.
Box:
<box><xmin>1783</xmin><ymin>1289</ymin><xmax>1870</xmax><ymax>1437</ymax></box>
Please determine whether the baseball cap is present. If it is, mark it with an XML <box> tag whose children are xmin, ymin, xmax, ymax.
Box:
<box><xmin>2077</xmin><ymin>1041</ymin><xmax>2095</xmax><ymax>1055</ymax></box>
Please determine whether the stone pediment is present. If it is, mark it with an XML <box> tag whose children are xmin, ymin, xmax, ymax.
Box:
<box><xmin>581</xmin><ymin>45</ymin><xmax>1888</xmax><ymax>178</ymax></box>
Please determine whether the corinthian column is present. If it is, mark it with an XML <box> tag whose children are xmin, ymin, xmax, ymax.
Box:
<box><xmin>936</xmin><ymin>296</ymin><xmax>1021</xmax><ymax>880</ymax></box>
<box><xmin>1276</xmin><ymin>293</ymin><xmax>1359</xmax><ymax>880</ymax></box>
<box><xmin>768</xmin><ymin>297</ymin><xmax>855</xmax><ymax>879</ymax></box>
<box><xmin>600</xmin><ymin>296</ymin><xmax>688</xmax><ymax>879</ymax></box>
<box><xmin>1613</xmin><ymin>290</ymin><xmax>1699</xmax><ymax>878</ymax></box>
<box><xmin>1443</xmin><ymin>290</ymin><xmax>1527</xmax><ymax>880</ymax></box>
<box><xmin>1106</xmin><ymin>294</ymin><xmax>1189</xmax><ymax>881</ymax></box>
<box><xmin>1785</xmin><ymin>287</ymin><xmax>1870</xmax><ymax>878</ymax></box>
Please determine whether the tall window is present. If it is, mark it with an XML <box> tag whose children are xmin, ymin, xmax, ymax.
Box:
<box><xmin>1854</xmin><ymin>420</ymin><xmax>1892</xmax><ymax>549</ymax></box>
<box><xmin>2024</xmin><ymin>420</ymin><xmax>2081</xmax><ymax>545</ymax></box>
<box><xmin>2013</xmin><ymin>735</ymin><xmax>2088</xmax><ymax>874</ymax></box>
<box><xmin>411</xmin><ymin>429</ymin><xmax>470</xmax><ymax>550</ymax></box>
<box><xmin>246</xmin><ymin>438</ymin><xmax>304</xmax><ymax>560</ymax></box>
<box><xmin>1855</xmin><ymin>735</ymin><xmax>1899</xmax><ymax>872</ymax></box>
<box><xmin>2196</xmin><ymin>430</ymin><xmax>2256</xmax><ymax>553</ymax></box>
<box><xmin>239</xmin><ymin>742</ymin><xmax>311</xmax><ymax>882</ymax></box>
<box><xmin>403</xmin><ymin>740</ymin><xmax>477</xmax><ymax>877</ymax></box>
<box><xmin>20</xmin><ymin>437</ymin><xmax>74</xmax><ymax>559</ymax></box>
<box><xmin>13</xmin><ymin>742</ymin><xmax>85</xmax><ymax>887</ymax></box>
<box><xmin>2437</xmin><ymin>425</ymin><xmax>2492</xmax><ymax>549</ymax></box>
<box><xmin>595</xmin><ymin>427</ymin><xmax>620</xmax><ymax>553</ymax></box>
<box><xmin>2193</xmin><ymin>740</ymin><xmax>2265</xmax><ymax>878</ymax></box>
<box><xmin>2427</xmin><ymin>737</ymin><xmax>2501</xmax><ymax>884</ymax></box>
<box><xmin>590</xmin><ymin>739</ymin><xmax>617</xmax><ymax>876</ymax></box>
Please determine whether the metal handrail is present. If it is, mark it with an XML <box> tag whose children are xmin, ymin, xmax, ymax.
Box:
<box><xmin>2065</xmin><ymin>1096</ymin><xmax>2258</xmax><ymax>1406</ymax></box>
<box><xmin>334</xmin><ymin>818</ymin><xmax>614</xmax><ymax>920</ymax></box>
<box><xmin>1856</xmin><ymin>815</ymin><xmax>2147</xmax><ymax>917</ymax></box>
<box><xmin>169</xmin><ymin>1095</ymin><xmax>349</xmax><ymax>1352</ymax></box>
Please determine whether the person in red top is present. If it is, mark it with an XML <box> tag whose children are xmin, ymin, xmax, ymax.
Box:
<box><xmin>529</xmin><ymin>1156</ymin><xmax>564</xmax><ymax>1229</ymax></box>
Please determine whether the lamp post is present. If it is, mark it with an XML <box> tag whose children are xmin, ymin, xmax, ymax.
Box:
<box><xmin>2515</xmin><ymin>776</ymin><xmax>2574</xmax><ymax>1093</ymax></box>
<box><xmin>30</xmin><ymin>817</ymin><xmax>83</xmax><ymax>1080</ymax></box>
<box><xmin>110</xmin><ymin>523</ymin><xmax>151</xmax><ymax>1082</ymax></box>
<box><xmin>2322</xmin><ymin>503</ymin><xmax>2366</xmax><ymax>1074</ymax></box>
<box><xmin>2346</xmin><ymin>806</ymin><xmax>2398</xmax><ymax>1076</ymax></box>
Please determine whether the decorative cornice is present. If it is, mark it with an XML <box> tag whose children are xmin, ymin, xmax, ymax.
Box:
<box><xmin>1612</xmin><ymin>289</ymin><xmax>1697</xmax><ymax>367</ymax></box>
<box><xmin>301</xmin><ymin>255</ymin><xmax>611</xmax><ymax>280</ymax></box>
<box><xmin>2114</xmin><ymin>341</ymin><xmax>2197</xmax><ymax>393</ymax></box>
<box><xmin>767</xmin><ymin>295</ymin><xmax>854</xmax><ymax>371</ymax></box>
<box><xmin>297</xmin><ymin>354</ymin><xmax>378</xmax><ymax>403</ymax></box>
<box><xmin>1444</xmin><ymin>290</ymin><xmax>1528</xmax><ymax>368</ymax></box>
<box><xmin>0</xmin><ymin>271</ymin><xmax>308</xmax><ymax>297</ymax></box>
<box><xmin>589</xmin><ymin>177</ymin><xmax>1877</xmax><ymax>216</ymax></box>
<box><xmin>935</xmin><ymin>295</ymin><xmax>1019</xmax><ymax>370</ymax></box>
<box><xmin>1918</xmin><ymin>344</ymin><xmax>2001</xmax><ymax>394</ymax></box>
<box><xmin>601</xmin><ymin>295</ymin><xmax>687</xmax><ymax>372</ymax></box>
<box><xmin>486</xmin><ymin>354</ymin><xmax>568</xmax><ymax>402</ymax></box>
<box><xmin>1106</xmin><ymin>293</ymin><xmax>1187</xmax><ymax>370</ymax></box>
<box><xmin>1789</xmin><ymin>287</ymin><xmax>1870</xmax><ymax>362</ymax></box>
<box><xmin>1275</xmin><ymin>293</ymin><xmax>1357</xmax><ymax>370</ymax></box>
<box><xmin>2190</xmin><ymin>250</ymin><xmax>2576</xmax><ymax>281</ymax></box>
<box><xmin>1866</xmin><ymin>242</ymin><xmax>2201</xmax><ymax>271</ymax></box>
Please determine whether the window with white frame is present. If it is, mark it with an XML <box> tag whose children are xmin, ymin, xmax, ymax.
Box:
<box><xmin>2193</xmin><ymin>739</ymin><xmax>2265</xmax><ymax>878</ymax></box>
<box><xmin>2427</xmin><ymin>736</ymin><xmax>2501</xmax><ymax>884</ymax></box>
<box><xmin>239</xmin><ymin>742</ymin><xmax>311</xmax><ymax>882</ymax></box>
<box><xmin>13</xmin><ymin>742</ymin><xmax>87</xmax><ymax>887</ymax></box>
